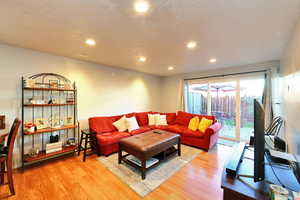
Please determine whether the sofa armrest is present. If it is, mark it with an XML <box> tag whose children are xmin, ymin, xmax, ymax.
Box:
<box><xmin>205</xmin><ymin>122</ymin><xmax>222</xmax><ymax>136</ymax></box>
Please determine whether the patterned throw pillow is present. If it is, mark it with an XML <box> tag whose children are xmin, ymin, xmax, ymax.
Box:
<box><xmin>148</xmin><ymin>114</ymin><xmax>157</xmax><ymax>125</ymax></box>
<box><xmin>156</xmin><ymin>115</ymin><xmax>168</xmax><ymax>126</ymax></box>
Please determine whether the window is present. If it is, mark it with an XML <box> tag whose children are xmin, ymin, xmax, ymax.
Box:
<box><xmin>185</xmin><ymin>74</ymin><xmax>265</xmax><ymax>141</ymax></box>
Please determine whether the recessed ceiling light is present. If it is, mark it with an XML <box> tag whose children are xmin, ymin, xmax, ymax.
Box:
<box><xmin>209</xmin><ymin>58</ymin><xmax>217</xmax><ymax>63</ymax></box>
<box><xmin>168</xmin><ymin>66</ymin><xmax>174</xmax><ymax>71</ymax></box>
<box><xmin>85</xmin><ymin>39</ymin><xmax>96</xmax><ymax>46</ymax></box>
<box><xmin>134</xmin><ymin>1</ymin><xmax>150</xmax><ymax>13</ymax></box>
<box><xmin>138</xmin><ymin>56</ymin><xmax>147</xmax><ymax>62</ymax></box>
<box><xmin>187</xmin><ymin>41</ymin><xmax>197</xmax><ymax>49</ymax></box>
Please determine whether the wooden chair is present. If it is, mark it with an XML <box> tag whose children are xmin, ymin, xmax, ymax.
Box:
<box><xmin>0</xmin><ymin>118</ymin><xmax>21</xmax><ymax>195</ymax></box>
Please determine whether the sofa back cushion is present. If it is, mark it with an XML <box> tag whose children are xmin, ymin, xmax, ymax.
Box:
<box><xmin>89</xmin><ymin>115</ymin><xmax>122</xmax><ymax>134</ymax></box>
<box><xmin>125</xmin><ymin>112</ymin><xmax>135</xmax><ymax>118</ymax></box>
<box><xmin>135</xmin><ymin>112</ymin><xmax>151</xmax><ymax>126</ymax></box>
<box><xmin>175</xmin><ymin>111</ymin><xmax>194</xmax><ymax>126</ymax></box>
<box><xmin>160</xmin><ymin>112</ymin><xmax>177</xmax><ymax>125</ymax></box>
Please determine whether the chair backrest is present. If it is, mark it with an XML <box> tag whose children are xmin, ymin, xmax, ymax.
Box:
<box><xmin>6</xmin><ymin>118</ymin><xmax>21</xmax><ymax>161</ymax></box>
<box><xmin>265</xmin><ymin>116</ymin><xmax>283</xmax><ymax>136</ymax></box>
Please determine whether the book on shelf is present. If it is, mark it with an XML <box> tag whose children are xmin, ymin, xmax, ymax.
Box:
<box><xmin>46</xmin><ymin>147</ymin><xmax>62</xmax><ymax>154</ymax></box>
<box><xmin>46</xmin><ymin>141</ymin><xmax>62</xmax><ymax>153</ymax></box>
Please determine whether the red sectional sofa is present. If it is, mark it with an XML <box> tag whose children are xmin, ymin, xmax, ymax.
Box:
<box><xmin>88</xmin><ymin>111</ymin><xmax>222</xmax><ymax>156</ymax></box>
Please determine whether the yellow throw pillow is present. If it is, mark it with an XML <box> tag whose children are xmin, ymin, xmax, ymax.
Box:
<box><xmin>188</xmin><ymin>117</ymin><xmax>200</xmax><ymax>131</ymax></box>
<box><xmin>198</xmin><ymin>117</ymin><xmax>213</xmax><ymax>132</ymax></box>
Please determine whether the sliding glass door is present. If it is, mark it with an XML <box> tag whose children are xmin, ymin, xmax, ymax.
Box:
<box><xmin>187</xmin><ymin>83</ymin><xmax>208</xmax><ymax>115</ymax></box>
<box><xmin>185</xmin><ymin>75</ymin><xmax>264</xmax><ymax>142</ymax></box>
<box><xmin>240</xmin><ymin>78</ymin><xmax>265</xmax><ymax>141</ymax></box>
<box><xmin>210</xmin><ymin>81</ymin><xmax>237</xmax><ymax>139</ymax></box>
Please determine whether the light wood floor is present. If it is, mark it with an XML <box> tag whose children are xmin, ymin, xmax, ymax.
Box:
<box><xmin>0</xmin><ymin>144</ymin><xmax>232</xmax><ymax>200</ymax></box>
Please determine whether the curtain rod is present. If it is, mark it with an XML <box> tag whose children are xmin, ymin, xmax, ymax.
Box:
<box><xmin>183</xmin><ymin>69</ymin><xmax>267</xmax><ymax>81</ymax></box>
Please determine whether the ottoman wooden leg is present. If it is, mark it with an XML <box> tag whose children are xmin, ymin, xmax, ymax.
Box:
<box><xmin>141</xmin><ymin>159</ymin><xmax>146</xmax><ymax>180</ymax></box>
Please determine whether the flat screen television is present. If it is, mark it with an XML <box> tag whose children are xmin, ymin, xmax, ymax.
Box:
<box><xmin>254</xmin><ymin>99</ymin><xmax>265</xmax><ymax>182</ymax></box>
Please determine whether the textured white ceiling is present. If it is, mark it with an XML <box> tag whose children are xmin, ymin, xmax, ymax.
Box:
<box><xmin>0</xmin><ymin>0</ymin><xmax>300</xmax><ymax>76</ymax></box>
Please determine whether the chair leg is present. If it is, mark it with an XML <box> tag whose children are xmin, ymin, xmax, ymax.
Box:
<box><xmin>6</xmin><ymin>160</ymin><xmax>15</xmax><ymax>195</ymax></box>
<box><xmin>83</xmin><ymin>136</ymin><xmax>88</xmax><ymax>162</ymax></box>
<box><xmin>78</xmin><ymin>133</ymin><xmax>84</xmax><ymax>156</ymax></box>
<box><xmin>0</xmin><ymin>162</ymin><xmax>4</xmax><ymax>184</ymax></box>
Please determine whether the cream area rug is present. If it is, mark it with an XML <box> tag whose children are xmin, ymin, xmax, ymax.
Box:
<box><xmin>97</xmin><ymin>145</ymin><xmax>202</xmax><ymax>197</ymax></box>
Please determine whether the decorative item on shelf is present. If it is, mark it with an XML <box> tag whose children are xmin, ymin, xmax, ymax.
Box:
<box><xmin>28</xmin><ymin>148</ymin><xmax>35</xmax><ymax>157</ymax></box>
<box><xmin>50</xmin><ymin>134</ymin><xmax>59</xmax><ymax>143</ymax></box>
<box><xmin>64</xmin><ymin>116</ymin><xmax>74</xmax><ymax>126</ymax></box>
<box><xmin>46</xmin><ymin>141</ymin><xmax>62</xmax><ymax>154</ymax></box>
<box><xmin>66</xmin><ymin>98</ymin><xmax>75</xmax><ymax>104</ymax></box>
<box><xmin>63</xmin><ymin>83</ymin><xmax>72</xmax><ymax>90</ymax></box>
<box><xmin>48</xmin><ymin>115</ymin><xmax>64</xmax><ymax>128</ymax></box>
<box><xmin>47</xmin><ymin>96</ymin><xmax>58</xmax><ymax>104</ymax></box>
<box><xmin>28</xmin><ymin>98</ymin><xmax>46</xmax><ymax>105</ymax></box>
<box><xmin>35</xmin><ymin>118</ymin><xmax>48</xmax><ymax>130</ymax></box>
<box><xmin>66</xmin><ymin>137</ymin><xmax>76</xmax><ymax>146</ymax></box>
<box><xmin>47</xmin><ymin>98</ymin><xmax>53</xmax><ymax>104</ymax></box>
<box><xmin>49</xmin><ymin>80</ymin><xmax>59</xmax><ymax>88</ymax></box>
<box><xmin>24</xmin><ymin>122</ymin><xmax>36</xmax><ymax>133</ymax></box>
<box><xmin>36</xmin><ymin>83</ymin><xmax>48</xmax><ymax>88</ymax></box>
<box><xmin>59</xmin><ymin>97</ymin><xmax>66</xmax><ymax>104</ymax></box>
<box><xmin>24</xmin><ymin>78</ymin><xmax>35</xmax><ymax>88</ymax></box>
<box><xmin>35</xmin><ymin>147</ymin><xmax>40</xmax><ymax>155</ymax></box>
<box><xmin>28</xmin><ymin>147</ymin><xmax>40</xmax><ymax>157</ymax></box>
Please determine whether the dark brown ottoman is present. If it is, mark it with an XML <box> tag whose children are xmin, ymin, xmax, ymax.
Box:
<box><xmin>118</xmin><ymin>129</ymin><xmax>181</xmax><ymax>179</ymax></box>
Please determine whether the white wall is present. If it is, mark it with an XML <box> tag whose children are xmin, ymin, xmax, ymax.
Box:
<box><xmin>281</xmin><ymin>15</ymin><xmax>300</xmax><ymax>160</ymax></box>
<box><xmin>0</xmin><ymin>44</ymin><xmax>161</xmax><ymax>167</ymax></box>
<box><xmin>160</xmin><ymin>61</ymin><xmax>280</xmax><ymax>113</ymax></box>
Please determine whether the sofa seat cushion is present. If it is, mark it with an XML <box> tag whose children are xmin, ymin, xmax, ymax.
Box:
<box><xmin>129</xmin><ymin>126</ymin><xmax>152</xmax><ymax>135</ymax></box>
<box><xmin>166</xmin><ymin>124</ymin><xmax>185</xmax><ymax>134</ymax></box>
<box><xmin>96</xmin><ymin>132</ymin><xmax>131</xmax><ymax>146</ymax></box>
<box><xmin>180</xmin><ymin>127</ymin><xmax>205</xmax><ymax>138</ymax></box>
<box><xmin>165</xmin><ymin>125</ymin><xmax>204</xmax><ymax>138</ymax></box>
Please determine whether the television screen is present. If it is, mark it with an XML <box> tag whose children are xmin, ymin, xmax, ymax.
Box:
<box><xmin>254</xmin><ymin>99</ymin><xmax>265</xmax><ymax>182</ymax></box>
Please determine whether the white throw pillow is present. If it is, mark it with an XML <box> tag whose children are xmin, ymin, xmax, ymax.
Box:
<box><xmin>126</xmin><ymin>117</ymin><xmax>140</xmax><ymax>132</ymax></box>
<box><xmin>112</xmin><ymin>116</ymin><xmax>127</xmax><ymax>132</ymax></box>
<box><xmin>156</xmin><ymin>115</ymin><xmax>168</xmax><ymax>126</ymax></box>
<box><xmin>148</xmin><ymin>114</ymin><xmax>156</xmax><ymax>126</ymax></box>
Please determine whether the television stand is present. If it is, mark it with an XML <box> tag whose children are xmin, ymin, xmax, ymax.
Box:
<box><xmin>221</xmin><ymin>148</ymin><xmax>299</xmax><ymax>200</ymax></box>
<box><xmin>236</xmin><ymin>174</ymin><xmax>272</xmax><ymax>195</ymax></box>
